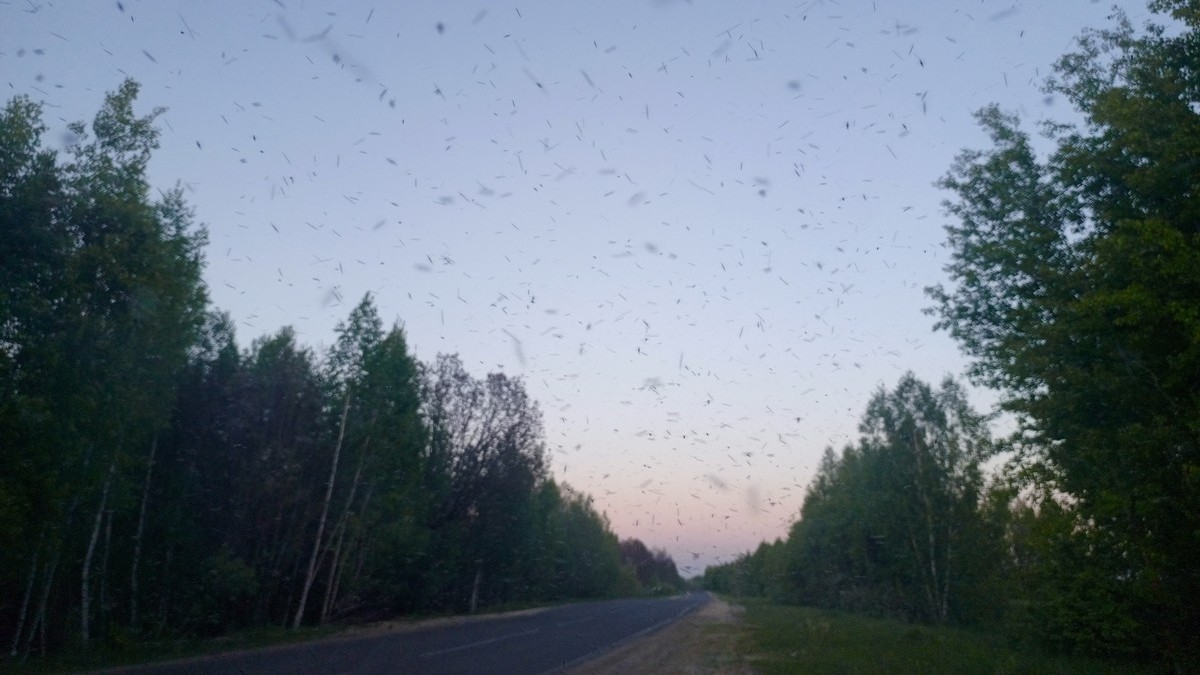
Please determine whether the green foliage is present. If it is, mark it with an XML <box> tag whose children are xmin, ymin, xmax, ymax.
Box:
<box><xmin>619</xmin><ymin>538</ymin><xmax>686</xmax><ymax>595</ymax></box>
<box><xmin>1</xmin><ymin>78</ymin><xmax>208</xmax><ymax>655</ymax></box>
<box><xmin>927</xmin><ymin>3</ymin><xmax>1200</xmax><ymax>663</ymax></box>
<box><xmin>0</xmin><ymin>84</ymin><xmax>652</xmax><ymax>664</ymax></box>
<box><xmin>778</xmin><ymin>374</ymin><xmax>993</xmax><ymax>624</ymax></box>
<box><xmin>703</xmin><ymin>540</ymin><xmax>791</xmax><ymax>601</ymax></box>
<box><xmin>185</xmin><ymin>548</ymin><xmax>259</xmax><ymax>637</ymax></box>
<box><xmin>521</xmin><ymin>481</ymin><xmax>623</xmax><ymax>600</ymax></box>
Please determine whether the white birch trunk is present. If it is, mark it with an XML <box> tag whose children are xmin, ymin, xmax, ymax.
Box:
<box><xmin>27</xmin><ymin>540</ymin><xmax>62</xmax><ymax>657</ymax></box>
<box><xmin>99</xmin><ymin>507</ymin><xmax>113</xmax><ymax>630</ymax></box>
<box><xmin>910</xmin><ymin>429</ymin><xmax>944</xmax><ymax>623</ymax></box>
<box><xmin>81</xmin><ymin>459</ymin><xmax>116</xmax><ymax>646</ymax></box>
<box><xmin>346</xmin><ymin>485</ymin><xmax>374</xmax><ymax>599</ymax></box>
<box><xmin>129</xmin><ymin>435</ymin><xmax>157</xmax><ymax>627</ymax></box>
<box><xmin>320</xmin><ymin>446</ymin><xmax>367</xmax><ymax>623</ymax></box>
<box><xmin>470</xmin><ymin>565</ymin><xmax>482</xmax><ymax>613</ymax></box>
<box><xmin>9</xmin><ymin>538</ymin><xmax>40</xmax><ymax>657</ymax></box>
<box><xmin>293</xmin><ymin>391</ymin><xmax>351</xmax><ymax>629</ymax></box>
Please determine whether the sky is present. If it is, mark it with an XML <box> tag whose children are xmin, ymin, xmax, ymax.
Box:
<box><xmin>2</xmin><ymin>0</ymin><xmax>1156</xmax><ymax>576</ymax></box>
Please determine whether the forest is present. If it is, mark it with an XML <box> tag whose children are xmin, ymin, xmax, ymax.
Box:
<box><xmin>4</xmin><ymin>0</ymin><xmax>1199</xmax><ymax>671</ymax></box>
<box><xmin>0</xmin><ymin>81</ymin><xmax>683</xmax><ymax>660</ymax></box>
<box><xmin>705</xmin><ymin>2</ymin><xmax>1199</xmax><ymax>671</ymax></box>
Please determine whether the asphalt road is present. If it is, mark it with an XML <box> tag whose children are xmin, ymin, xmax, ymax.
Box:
<box><xmin>104</xmin><ymin>591</ymin><xmax>710</xmax><ymax>675</ymax></box>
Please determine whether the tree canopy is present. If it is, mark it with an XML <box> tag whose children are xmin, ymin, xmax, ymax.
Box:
<box><xmin>0</xmin><ymin>81</ymin><xmax>677</xmax><ymax>662</ymax></box>
<box><xmin>706</xmin><ymin>374</ymin><xmax>995</xmax><ymax>625</ymax></box>
<box><xmin>708</xmin><ymin>8</ymin><xmax>1199</xmax><ymax>666</ymax></box>
<box><xmin>927</xmin><ymin>3</ymin><xmax>1199</xmax><ymax>661</ymax></box>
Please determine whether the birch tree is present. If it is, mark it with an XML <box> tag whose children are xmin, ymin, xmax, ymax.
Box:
<box><xmin>1</xmin><ymin>80</ymin><xmax>207</xmax><ymax>651</ymax></box>
<box><xmin>928</xmin><ymin>3</ymin><xmax>1200</xmax><ymax>659</ymax></box>
<box><xmin>786</xmin><ymin>374</ymin><xmax>992</xmax><ymax>624</ymax></box>
<box><xmin>294</xmin><ymin>295</ymin><xmax>382</xmax><ymax>628</ymax></box>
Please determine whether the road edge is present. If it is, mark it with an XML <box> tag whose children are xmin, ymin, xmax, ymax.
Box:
<box><xmin>539</xmin><ymin>591</ymin><xmax>712</xmax><ymax>675</ymax></box>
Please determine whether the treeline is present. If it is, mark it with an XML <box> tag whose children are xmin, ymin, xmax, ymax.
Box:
<box><xmin>709</xmin><ymin>2</ymin><xmax>1199</xmax><ymax>669</ymax></box>
<box><xmin>0</xmin><ymin>81</ymin><xmax>674</xmax><ymax>660</ymax></box>
<box><xmin>618</xmin><ymin>538</ymin><xmax>686</xmax><ymax>594</ymax></box>
<box><xmin>705</xmin><ymin>375</ymin><xmax>1002</xmax><ymax>621</ymax></box>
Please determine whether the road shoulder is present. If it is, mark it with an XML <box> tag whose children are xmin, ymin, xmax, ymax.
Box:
<box><xmin>567</xmin><ymin>596</ymin><xmax>753</xmax><ymax>674</ymax></box>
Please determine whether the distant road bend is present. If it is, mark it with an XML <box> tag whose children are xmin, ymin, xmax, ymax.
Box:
<box><xmin>106</xmin><ymin>591</ymin><xmax>711</xmax><ymax>675</ymax></box>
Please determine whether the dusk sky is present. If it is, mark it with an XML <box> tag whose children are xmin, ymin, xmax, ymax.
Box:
<box><xmin>3</xmin><ymin>0</ymin><xmax>1154</xmax><ymax>576</ymax></box>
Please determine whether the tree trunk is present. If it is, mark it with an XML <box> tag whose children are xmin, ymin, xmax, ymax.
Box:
<box><xmin>24</xmin><ymin>456</ymin><xmax>86</xmax><ymax>656</ymax></box>
<box><xmin>154</xmin><ymin>547</ymin><xmax>173</xmax><ymax>638</ymax></box>
<box><xmin>293</xmin><ymin>390</ymin><xmax>351</xmax><ymax>629</ymax></box>
<box><xmin>941</xmin><ymin>528</ymin><xmax>952</xmax><ymax>622</ymax></box>
<box><xmin>320</xmin><ymin>445</ymin><xmax>367</xmax><ymax>623</ymax></box>
<box><xmin>28</xmin><ymin>545</ymin><xmax>61</xmax><ymax>658</ymax></box>
<box><xmin>470</xmin><ymin>564</ymin><xmax>483</xmax><ymax>613</ymax></box>
<box><xmin>99</xmin><ymin>507</ymin><xmax>113</xmax><ymax>635</ymax></box>
<box><xmin>910</xmin><ymin>429</ymin><xmax>944</xmax><ymax>623</ymax></box>
<box><xmin>129</xmin><ymin>434</ymin><xmax>157</xmax><ymax>628</ymax></box>
<box><xmin>319</xmin><ymin>541</ymin><xmax>345</xmax><ymax>624</ymax></box>
<box><xmin>9</xmin><ymin>537</ymin><xmax>41</xmax><ymax>657</ymax></box>
<box><xmin>347</xmin><ymin>485</ymin><xmax>375</xmax><ymax>599</ymax></box>
<box><xmin>81</xmin><ymin>459</ymin><xmax>117</xmax><ymax>646</ymax></box>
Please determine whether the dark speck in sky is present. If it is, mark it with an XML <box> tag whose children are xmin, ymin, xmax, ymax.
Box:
<box><xmin>4</xmin><ymin>0</ymin><xmax>1155</xmax><ymax>575</ymax></box>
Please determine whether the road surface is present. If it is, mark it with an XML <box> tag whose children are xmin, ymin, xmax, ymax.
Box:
<box><xmin>103</xmin><ymin>591</ymin><xmax>710</xmax><ymax>675</ymax></box>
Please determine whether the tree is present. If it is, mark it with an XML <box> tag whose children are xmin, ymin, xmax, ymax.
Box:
<box><xmin>1</xmin><ymin>80</ymin><xmax>207</xmax><ymax>653</ymax></box>
<box><xmin>520</xmin><ymin>481</ymin><xmax>622</xmax><ymax>600</ymax></box>
<box><xmin>700</xmin><ymin>539</ymin><xmax>788</xmax><ymax>600</ymax></box>
<box><xmin>419</xmin><ymin>354</ymin><xmax>549</xmax><ymax>610</ymax></box>
<box><xmin>1</xmin><ymin>83</ymin><xmax>635</xmax><ymax>658</ymax></box>
<box><xmin>619</xmin><ymin>538</ymin><xmax>684</xmax><ymax>594</ymax></box>
<box><xmin>927</xmin><ymin>3</ymin><xmax>1200</xmax><ymax>661</ymax></box>
<box><xmin>859</xmin><ymin>375</ymin><xmax>992</xmax><ymax>623</ymax></box>
<box><xmin>323</xmin><ymin>309</ymin><xmax>428</xmax><ymax>620</ymax></box>
<box><xmin>153</xmin><ymin>323</ymin><xmax>327</xmax><ymax>634</ymax></box>
<box><xmin>293</xmin><ymin>295</ymin><xmax>383</xmax><ymax>629</ymax></box>
<box><xmin>785</xmin><ymin>374</ymin><xmax>992</xmax><ymax>624</ymax></box>
<box><xmin>1</xmin><ymin>91</ymin><xmax>67</xmax><ymax>658</ymax></box>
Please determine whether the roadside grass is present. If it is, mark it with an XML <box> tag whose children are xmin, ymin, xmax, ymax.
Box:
<box><xmin>734</xmin><ymin>598</ymin><xmax>1154</xmax><ymax>675</ymax></box>
<box><xmin>0</xmin><ymin>623</ymin><xmax>341</xmax><ymax>674</ymax></box>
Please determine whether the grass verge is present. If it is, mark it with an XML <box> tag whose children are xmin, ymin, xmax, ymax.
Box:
<box><xmin>734</xmin><ymin>598</ymin><xmax>1154</xmax><ymax>675</ymax></box>
<box><xmin>0</xmin><ymin>623</ymin><xmax>342</xmax><ymax>674</ymax></box>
